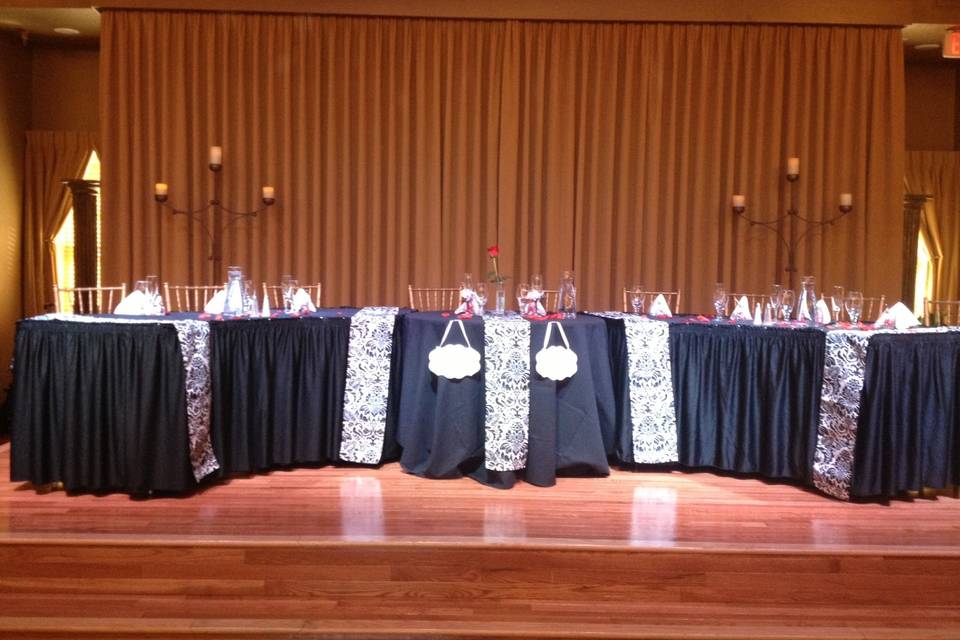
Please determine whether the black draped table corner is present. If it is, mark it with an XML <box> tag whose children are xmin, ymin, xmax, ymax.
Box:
<box><xmin>668</xmin><ymin>321</ymin><xmax>826</xmax><ymax>482</ymax></box>
<box><xmin>853</xmin><ymin>331</ymin><xmax>960</xmax><ymax>498</ymax></box>
<box><xmin>395</xmin><ymin>312</ymin><xmax>616</xmax><ymax>488</ymax></box>
<box><xmin>11</xmin><ymin>319</ymin><xmax>195</xmax><ymax>493</ymax></box>
<box><xmin>209</xmin><ymin>314</ymin><xmax>352</xmax><ymax>474</ymax></box>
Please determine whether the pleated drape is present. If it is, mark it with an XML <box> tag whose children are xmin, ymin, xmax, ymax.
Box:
<box><xmin>905</xmin><ymin>151</ymin><xmax>960</xmax><ymax>301</ymax></box>
<box><xmin>100</xmin><ymin>11</ymin><xmax>904</xmax><ymax>311</ymax></box>
<box><xmin>22</xmin><ymin>131</ymin><xmax>98</xmax><ymax>317</ymax></box>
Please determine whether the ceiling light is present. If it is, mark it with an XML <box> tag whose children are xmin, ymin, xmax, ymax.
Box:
<box><xmin>53</xmin><ymin>27</ymin><xmax>80</xmax><ymax>36</ymax></box>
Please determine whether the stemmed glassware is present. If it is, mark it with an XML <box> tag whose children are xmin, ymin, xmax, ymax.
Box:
<box><xmin>243</xmin><ymin>279</ymin><xmax>258</xmax><ymax>315</ymax></box>
<box><xmin>280</xmin><ymin>274</ymin><xmax>297</xmax><ymax>312</ymax></box>
<box><xmin>631</xmin><ymin>285</ymin><xmax>646</xmax><ymax>315</ymax></box>
<box><xmin>559</xmin><ymin>270</ymin><xmax>577</xmax><ymax>317</ymax></box>
<box><xmin>462</xmin><ymin>272</ymin><xmax>474</xmax><ymax>291</ymax></box>
<box><xmin>831</xmin><ymin>285</ymin><xmax>844</xmax><ymax>322</ymax></box>
<box><xmin>531</xmin><ymin>274</ymin><xmax>543</xmax><ymax>292</ymax></box>
<box><xmin>474</xmin><ymin>282</ymin><xmax>487</xmax><ymax>315</ymax></box>
<box><xmin>713</xmin><ymin>282</ymin><xmax>728</xmax><ymax>320</ymax></box>
<box><xmin>845</xmin><ymin>290</ymin><xmax>864</xmax><ymax>324</ymax></box>
<box><xmin>516</xmin><ymin>282</ymin><xmax>530</xmax><ymax>315</ymax></box>
<box><xmin>781</xmin><ymin>288</ymin><xmax>795</xmax><ymax>321</ymax></box>
<box><xmin>769</xmin><ymin>284</ymin><xmax>783</xmax><ymax>321</ymax></box>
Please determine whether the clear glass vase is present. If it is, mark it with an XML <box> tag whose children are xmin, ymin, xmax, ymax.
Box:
<box><xmin>223</xmin><ymin>266</ymin><xmax>245</xmax><ymax>317</ymax></box>
<box><xmin>494</xmin><ymin>282</ymin><xmax>506</xmax><ymax>315</ymax></box>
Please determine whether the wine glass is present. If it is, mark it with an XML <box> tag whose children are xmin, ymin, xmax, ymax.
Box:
<box><xmin>781</xmin><ymin>289</ymin><xmax>795</xmax><ymax>321</ymax></box>
<box><xmin>769</xmin><ymin>284</ymin><xmax>783</xmax><ymax>320</ymax></box>
<box><xmin>516</xmin><ymin>282</ymin><xmax>530</xmax><ymax>314</ymax></box>
<box><xmin>531</xmin><ymin>274</ymin><xmax>543</xmax><ymax>292</ymax></box>
<box><xmin>713</xmin><ymin>282</ymin><xmax>728</xmax><ymax>320</ymax></box>
<box><xmin>145</xmin><ymin>274</ymin><xmax>162</xmax><ymax>314</ymax></box>
<box><xmin>845</xmin><ymin>290</ymin><xmax>863</xmax><ymax>325</ymax></box>
<box><xmin>462</xmin><ymin>272</ymin><xmax>474</xmax><ymax>291</ymax></box>
<box><xmin>631</xmin><ymin>285</ymin><xmax>646</xmax><ymax>315</ymax></box>
<box><xmin>831</xmin><ymin>286</ymin><xmax>844</xmax><ymax>322</ymax></box>
<box><xmin>474</xmin><ymin>282</ymin><xmax>487</xmax><ymax>315</ymax></box>
<box><xmin>282</xmin><ymin>276</ymin><xmax>298</xmax><ymax>312</ymax></box>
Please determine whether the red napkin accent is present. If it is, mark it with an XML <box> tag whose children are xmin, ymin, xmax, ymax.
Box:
<box><xmin>523</xmin><ymin>313</ymin><xmax>564</xmax><ymax>321</ymax></box>
<box><xmin>441</xmin><ymin>312</ymin><xmax>451</xmax><ymax>318</ymax></box>
<box><xmin>198</xmin><ymin>313</ymin><xmax>212</xmax><ymax>320</ymax></box>
<box><xmin>457</xmin><ymin>312</ymin><xmax>474</xmax><ymax>320</ymax></box>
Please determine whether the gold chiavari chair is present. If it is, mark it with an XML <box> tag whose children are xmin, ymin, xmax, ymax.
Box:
<box><xmin>262</xmin><ymin>283</ymin><xmax>323</xmax><ymax>310</ymax></box>
<box><xmin>52</xmin><ymin>283</ymin><xmax>127</xmax><ymax>314</ymax></box>
<box><xmin>540</xmin><ymin>289</ymin><xmax>559</xmax><ymax>312</ymax></box>
<box><xmin>408</xmin><ymin>286</ymin><xmax>461</xmax><ymax>311</ymax></box>
<box><xmin>924</xmin><ymin>299</ymin><xmax>960</xmax><ymax>326</ymax></box>
<box><xmin>724</xmin><ymin>292</ymin><xmax>767</xmax><ymax>316</ymax></box>
<box><xmin>621</xmin><ymin>288</ymin><xmax>682</xmax><ymax>314</ymax></box>
<box><xmin>164</xmin><ymin>283</ymin><xmax>225</xmax><ymax>312</ymax></box>
<box><xmin>860</xmin><ymin>295</ymin><xmax>886</xmax><ymax>323</ymax></box>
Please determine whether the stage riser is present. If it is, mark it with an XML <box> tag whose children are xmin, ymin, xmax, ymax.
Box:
<box><xmin>1</xmin><ymin>542</ymin><xmax>959</xmax><ymax>639</ymax></box>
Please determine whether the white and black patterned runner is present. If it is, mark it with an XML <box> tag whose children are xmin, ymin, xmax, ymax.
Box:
<box><xmin>29</xmin><ymin>314</ymin><xmax>219</xmax><ymax>481</ymax></box>
<box><xmin>483</xmin><ymin>314</ymin><xmax>531</xmax><ymax>471</ymax></box>
<box><xmin>590</xmin><ymin>312</ymin><xmax>678</xmax><ymax>464</ymax></box>
<box><xmin>339</xmin><ymin>307</ymin><xmax>400</xmax><ymax>464</ymax></box>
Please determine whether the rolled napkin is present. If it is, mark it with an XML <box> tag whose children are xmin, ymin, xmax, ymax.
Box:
<box><xmin>730</xmin><ymin>296</ymin><xmax>752</xmax><ymax>321</ymax></box>
<box><xmin>648</xmin><ymin>294</ymin><xmax>673</xmax><ymax>317</ymax></box>
<box><xmin>291</xmin><ymin>288</ymin><xmax>317</xmax><ymax>313</ymax></box>
<box><xmin>454</xmin><ymin>287</ymin><xmax>474</xmax><ymax>314</ymax></box>
<box><xmin>114</xmin><ymin>290</ymin><xmax>149</xmax><ymax>315</ymax></box>
<box><xmin>814</xmin><ymin>298</ymin><xmax>831</xmax><ymax>324</ymax></box>
<box><xmin>261</xmin><ymin>294</ymin><xmax>271</xmax><ymax>317</ymax></box>
<box><xmin>204</xmin><ymin>289</ymin><xmax>227</xmax><ymax>314</ymax></box>
<box><xmin>873</xmin><ymin>301</ymin><xmax>920</xmax><ymax>330</ymax></box>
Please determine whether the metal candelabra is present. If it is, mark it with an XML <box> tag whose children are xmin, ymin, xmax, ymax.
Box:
<box><xmin>731</xmin><ymin>162</ymin><xmax>852</xmax><ymax>292</ymax></box>
<box><xmin>154</xmin><ymin>146</ymin><xmax>275</xmax><ymax>281</ymax></box>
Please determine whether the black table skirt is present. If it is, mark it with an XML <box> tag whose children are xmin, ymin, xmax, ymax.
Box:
<box><xmin>853</xmin><ymin>332</ymin><xmax>960</xmax><ymax>498</ymax></box>
<box><xmin>10</xmin><ymin>319</ymin><xmax>195</xmax><ymax>493</ymax></box>
<box><xmin>395</xmin><ymin>313</ymin><xmax>616</xmax><ymax>488</ymax></box>
<box><xmin>209</xmin><ymin>316</ymin><xmax>351</xmax><ymax>474</ymax></box>
<box><xmin>669</xmin><ymin>322</ymin><xmax>825</xmax><ymax>482</ymax></box>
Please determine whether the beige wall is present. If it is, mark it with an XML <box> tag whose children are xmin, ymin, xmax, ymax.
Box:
<box><xmin>31</xmin><ymin>46</ymin><xmax>99</xmax><ymax>131</ymax></box>
<box><xmin>0</xmin><ymin>33</ymin><xmax>31</xmax><ymax>400</ymax></box>
<box><xmin>905</xmin><ymin>62</ymin><xmax>959</xmax><ymax>151</ymax></box>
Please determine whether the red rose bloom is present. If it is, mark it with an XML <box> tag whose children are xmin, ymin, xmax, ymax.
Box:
<box><xmin>487</xmin><ymin>245</ymin><xmax>500</xmax><ymax>257</ymax></box>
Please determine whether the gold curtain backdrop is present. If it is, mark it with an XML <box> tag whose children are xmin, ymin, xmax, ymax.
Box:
<box><xmin>22</xmin><ymin>131</ymin><xmax>98</xmax><ymax>317</ymax></box>
<box><xmin>100</xmin><ymin>11</ymin><xmax>905</xmax><ymax>311</ymax></box>
<box><xmin>906</xmin><ymin>151</ymin><xmax>960</xmax><ymax>302</ymax></box>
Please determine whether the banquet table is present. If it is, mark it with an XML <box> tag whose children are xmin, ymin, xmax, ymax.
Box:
<box><xmin>8</xmin><ymin>308</ymin><xmax>960</xmax><ymax>500</ymax></box>
<box><xmin>394</xmin><ymin>312</ymin><xmax>617</xmax><ymax>488</ymax></box>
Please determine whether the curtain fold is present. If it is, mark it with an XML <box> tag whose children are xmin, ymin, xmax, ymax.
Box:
<box><xmin>22</xmin><ymin>131</ymin><xmax>97</xmax><ymax>317</ymax></box>
<box><xmin>905</xmin><ymin>151</ymin><xmax>960</xmax><ymax>301</ymax></box>
<box><xmin>100</xmin><ymin>11</ymin><xmax>905</xmax><ymax>311</ymax></box>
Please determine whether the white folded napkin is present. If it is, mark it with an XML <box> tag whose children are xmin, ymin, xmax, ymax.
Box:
<box><xmin>204</xmin><ymin>289</ymin><xmax>226</xmax><ymax>314</ymax></box>
<box><xmin>730</xmin><ymin>296</ymin><xmax>752</xmax><ymax>321</ymax></box>
<box><xmin>261</xmin><ymin>294</ymin><xmax>271</xmax><ymax>317</ymax></box>
<box><xmin>753</xmin><ymin>303</ymin><xmax>762</xmax><ymax>325</ymax></box>
<box><xmin>526</xmin><ymin>289</ymin><xmax>547</xmax><ymax>315</ymax></box>
<box><xmin>873</xmin><ymin>301</ymin><xmax>919</xmax><ymax>330</ymax></box>
<box><xmin>648</xmin><ymin>294</ymin><xmax>672</xmax><ymax>317</ymax></box>
<box><xmin>814</xmin><ymin>298</ymin><xmax>831</xmax><ymax>324</ymax></box>
<box><xmin>454</xmin><ymin>288</ymin><xmax>474</xmax><ymax>314</ymax></box>
<box><xmin>114</xmin><ymin>290</ymin><xmax>148</xmax><ymax>315</ymax></box>
<box><xmin>291</xmin><ymin>288</ymin><xmax>317</xmax><ymax>312</ymax></box>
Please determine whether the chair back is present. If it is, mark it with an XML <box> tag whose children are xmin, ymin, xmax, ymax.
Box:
<box><xmin>724</xmin><ymin>292</ymin><xmax>767</xmax><ymax>316</ymax></box>
<box><xmin>860</xmin><ymin>295</ymin><xmax>886</xmax><ymax>323</ymax></box>
<box><xmin>52</xmin><ymin>284</ymin><xmax>127</xmax><ymax>314</ymax></box>
<box><xmin>540</xmin><ymin>289</ymin><xmax>559</xmax><ymax>312</ymax></box>
<box><xmin>621</xmin><ymin>288</ymin><xmax>682</xmax><ymax>314</ymax></box>
<box><xmin>924</xmin><ymin>299</ymin><xmax>960</xmax><ymax>326</ymax></box>
<box><xmin>408</xmin><ymin>286</ymin><xmax>461</xmax><ymax>311</ymax></box>
<box><xmin>164</xmin><ymin>284</ymin><xmax>225</xmax><ymax>312</ymax></box>
<box><xmin>262</xmin><ymin>283</ymin><xmax>322</xmax><ymax>310</ymax></box>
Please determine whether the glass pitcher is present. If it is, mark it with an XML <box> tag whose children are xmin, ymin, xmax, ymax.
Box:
<box><xmin>798</xmin><ymin>275</ymin><xmax>817</xmax><ymax>323</ymax></box>
<box><xmin>223</xmin><ymin>266</ymin><xmax>245</xmax><ymax>317</ymax></box>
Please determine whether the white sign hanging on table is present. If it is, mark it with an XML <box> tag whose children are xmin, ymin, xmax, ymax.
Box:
<box><xmin>534</xmin><ymin>321</ymin><xmax>578</xmax><ymax>381</ymax></box>
<box><xmin>428</xmin><ymin>319</ymin><xmax>482</xmax><ymax>379</ymax></box>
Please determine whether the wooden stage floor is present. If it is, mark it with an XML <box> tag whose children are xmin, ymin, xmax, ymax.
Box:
<box><xmin>2</xmin><ymin>441</ymin><xmax>960</xmax><ymax>639</ymax></box>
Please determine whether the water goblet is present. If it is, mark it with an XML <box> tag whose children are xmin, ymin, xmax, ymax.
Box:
<box><xmin>516</xmin><ymin>282</ymin><xmax>530</xmax><ymax>315</ymax></box>
<box><xmin>831</xmin><ymin>285</ymin><xmax>844</xmax><ymax>322</ymax></box>
<box><xmin>845</xmin><ymin>290</ymin><xmax>863</xmax><ymax>325</ymax></box>
<box><xmin>631</xmin><ymin>285</ymin><xmax>646</xmax><ymax>315</ymax></box>
<box><xmin>713</xmin><ymin>282</ymin><xmax>728</xmax><ymax>320</ymax></box>
<box><xmin>531</xmin><ymin>274</ymin><xmax>544</xmax><ymax>292</ymax></box>
<box><xmin>474</xmin><ymin>282</ymin><xmax>487</xmax><ymax>315</ymax></box>
<box><xmin>769</xmin><ymin>284</ymin><xmax>783</xmax><ymax>320</ymax></box>
<box><xmin>283</xmin><ymin>277</ymin><xmax>298</xmax><ymax>312</ymax></box>
<box><xmin>781</xmin><ymin>289</ymin><xmax>795</xmax><ymax>321</ymax></box>
<box><xmin>462</xmin><ymin>272</ymin><xmax>474</xmax><ymax>291</ymax></box>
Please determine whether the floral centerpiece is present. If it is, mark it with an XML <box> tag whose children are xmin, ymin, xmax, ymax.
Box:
<box><xmin>486</xmin><ymin>245</ymin><xmax>508</xmax><ymax>314</ymax></box>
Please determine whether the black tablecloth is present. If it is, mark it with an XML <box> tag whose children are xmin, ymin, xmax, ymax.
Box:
<box><xmin>853</xmin><ymin>331</ymin><xmax>960</xmax><ymax>498</ymax></box>
<box><xmin>10</xmin><ymin>319</ymin><xmax>195</xmax><ymax>493</ymax></box>
<box><xmin>668</xmin><ymin>321</ymin><xmax>825</xmax><ymax>482</ymax></box>
<box><xmin>395</xmin><ymin>312</ymin><xmax>616</xmax><ymax>487</ymax></box>
<box><xmin>209</xmin><ymin>316</ymin><xmax>351</xmax><ymax>473</ymax></box>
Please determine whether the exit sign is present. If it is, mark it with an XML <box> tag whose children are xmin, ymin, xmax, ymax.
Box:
<box><xmin>945</xmin><ymin>30</ymin><xmax>960</xmax><ymax>59</ymax></box>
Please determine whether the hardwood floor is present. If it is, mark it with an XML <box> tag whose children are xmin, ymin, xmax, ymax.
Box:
<box><xmin>1</xmin><ymin>442</ymin><xmax>960</xmax><ymax>639</ymax></box>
